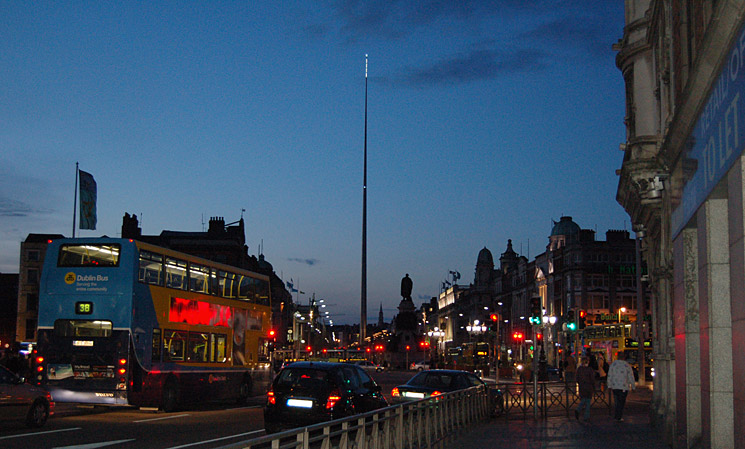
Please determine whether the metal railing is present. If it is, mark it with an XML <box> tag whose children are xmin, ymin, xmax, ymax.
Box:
<box><xmin>499</xmin><ymin>380</ymin><xmax>611</xmax><ymax>419</ymax></box>
<box><xmin>221</xmin><ymin>386</ymin><xmax>490</xmax><ymax>449</ymax></box>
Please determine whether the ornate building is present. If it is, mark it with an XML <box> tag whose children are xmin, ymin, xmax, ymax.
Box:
<box><xmin>615</xmin><ymin>2</ymin><xmax>745</xmax><ymax>447</ymax></box>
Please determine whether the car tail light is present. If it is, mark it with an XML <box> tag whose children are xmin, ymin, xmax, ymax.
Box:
<box><xmin>267</xmin><ymin>390</ymin><xmax>276</xmax><ymax>405</ymax></box>
<box><xmin>431</xmin><ymin>391</ymin><xmax>442</xmax><ymax>397</ymax></box>
<box><xmin>326</xmin><ymin>391</ymin><xmax>342</xmax><ymax>409</ymax></box>
<box><xmin>391</xmin><ymin>387</ymin><xmax>400</xmax><ymax>397</ymax></box>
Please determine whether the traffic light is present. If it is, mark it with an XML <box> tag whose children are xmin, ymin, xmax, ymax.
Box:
<box><xmin>566</xmin><ymin>310</ymin><xmax>577</xmax><ymax>331</ymax></box>
<box><xmin>529</xmin><ymin>296</ymin><xmax>542</xmax><ymax>325</ymax></box>
<box><xmin>578</xmin><ymin>310</ymin><xmax>587</xmax><ymax>329</ymax></box>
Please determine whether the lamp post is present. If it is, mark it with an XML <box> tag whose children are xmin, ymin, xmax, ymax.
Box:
<box><xmin>618</xmin><ymin>307</ymin><xmax>627</xmax><ymax>323</ymax></box>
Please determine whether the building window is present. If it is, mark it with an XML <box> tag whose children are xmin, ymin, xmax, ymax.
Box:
<box><xmin>25</xmin><ymin>319</ymin><xmax>37</xmax><ymax>340</ymax></box>
<box><xmin>27</xmin><ymin>250</ymin><xmax>40</xmax><ymax>262</ymax></box>
<box><xmin>27</xmin><ymin>268</ymin><xmax>39</xmax><ymax>285</ymax></box>
<box><xmin>26</xmin><ymin>293</ymin><xmax>38</xmax><ymax>311</ymax></box>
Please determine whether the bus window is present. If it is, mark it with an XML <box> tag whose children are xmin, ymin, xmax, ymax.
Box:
<box><xmin>189</xmin><ymin>263</ymin><xmax>210</xmax><ymax>294</ymax></box>
<box><xmin>164</xmin><ymin>330</ymin><xmax>187</xmax><ymax>361</ymax></box>
<box><xmin>54</xmin><ymin>319</ymin><xmax>112</xmax><ymax>337</ymax></box>
<box><xmin>211</xmin><ymin>334</ymin><xmax>227</xmax><ymax>362</ymax></box>
<box><xmin>188</xmin><ymin>332</ymin><xmax>209</xmax><ymax>362</ymax></box>
<box><xmin>139</xmin><ymin>250</ymin><xmax>163</xmax><ymax>285</ymax></box>
<box><xmin>238</xmin><ymin>276</ymin><xmax>251</xmax><ymax>300</ymax></box>
<box><xmin>218</xmin><ymin>271</ymin><xmax>239</xmax><ymax>299</ymax></box>
<box><xmin>152</xmin><ymin>329</ymin><xmax>162</xmax><ymax>362</ymax></box>
<box><xmin>58</xmin><ymin>244</ymin><xmax>120</xmax><ymax>267</ymax></box>
<box><xmin>165</xmin><ymin>258</ymin><xmax>187</xmax><ymax>290</ymax></box>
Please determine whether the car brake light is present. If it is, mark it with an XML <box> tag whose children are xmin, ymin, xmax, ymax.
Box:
<box><xmin>36</xmin><ymin>356</ymin><xmax>44</xmax><ymax>364</ymax></box>
<box><xmin>431</xmin><ymin>391</ymin><xmax>442</xmax><ymax>397</ymax></box>
<box><xmin>326</xmin><ymin>392</ymin><xmax>342</xmax><ymax>409</ymax></box>
<box><xmin>392</xmin><ymin>387</ymin><xmax>400</xmax><ymax>397</ymax></box>
<box><xmin>267</xmin><ymin>390</ymin><xmax>276</xmax><ymax>405</ymax></box>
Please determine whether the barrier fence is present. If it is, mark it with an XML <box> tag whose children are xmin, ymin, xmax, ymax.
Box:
<box><xmin>499</xmin><ymin>380</ymin><xmax>611</xmax><ymax>419</ymax></box>
<box><xmin>221</xmin><ymin>385</ymin><xmax>491</xmax><ymax>449</ymax></box>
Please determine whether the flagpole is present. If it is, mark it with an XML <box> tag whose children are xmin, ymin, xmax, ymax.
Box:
<box><xmin>360</xmin><ymin>54</ymin><xmax>368</xmax><ymax>346</ymax></box>
<box><xmin>73</xmin><ymin>162</ymin><xmax>78</xmax><ymax>238</ymax></box>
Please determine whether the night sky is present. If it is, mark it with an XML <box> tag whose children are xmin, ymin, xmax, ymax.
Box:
<box><xmin>1</xmin><ymin>1</ymin><xmax>630</xmax><ymax>324</ymax></box>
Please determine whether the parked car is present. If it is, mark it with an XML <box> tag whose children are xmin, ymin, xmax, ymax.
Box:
<box><xmin>0</xmin><ymin>365</ymin><xmax>54</xmax><ymax>427</ymax></box>
<box><xmin>410</xmin><ymin>360</ymin><xmax>430</xmax><ymax>371</ymax></box>
<box><xmin>391</xmin><ymin>369</ymin><xmax>503</xmax><ymax>415</ymax></box>
<box><xmin>264</xmin><ymin>361</ymin><xmax>389</xmax><ymax>433</ymax></box>
<box><xmin>353</xmin><ymin>360</ymin><xmax>384</xmax><ymax>372</ymax></box>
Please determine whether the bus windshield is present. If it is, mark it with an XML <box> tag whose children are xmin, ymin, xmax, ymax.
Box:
<box><xmin>58</xmin><ymin>244</ymin><xmax>121</xmax><ymax>267</ymax></box>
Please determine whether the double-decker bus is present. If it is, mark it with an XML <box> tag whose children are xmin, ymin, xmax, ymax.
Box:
<box><xmin>582</xmin><ymin>323</ymin><xmax>653</xmax><ymax>381</ymax></box>
<box><xmin>35</xmin><ymin>238</ymin><xmax>272</xmax><ymax>411</ymax></box>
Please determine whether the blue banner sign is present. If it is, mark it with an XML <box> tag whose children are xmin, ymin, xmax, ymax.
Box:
<box><xmin>672</xmin><ymin>25</ymin><xmax>745</xmax><ymax>238</ymax></box>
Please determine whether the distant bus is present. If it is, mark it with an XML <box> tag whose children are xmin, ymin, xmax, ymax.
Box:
<box><xmin>583</xmin><ymin>323</ymin><xmax>653</xmax><ymax>381</ymax></box>
<box><xmin>35</xmin><ymin>238</ymin><xmax>272</xmax><ymax>411</ymax></box>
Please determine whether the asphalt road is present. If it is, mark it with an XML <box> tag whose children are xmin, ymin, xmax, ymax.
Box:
<box><xmin>0</xmin><ymin>370</ymin><xmax>418</xmax><ymax>449</ymax></box>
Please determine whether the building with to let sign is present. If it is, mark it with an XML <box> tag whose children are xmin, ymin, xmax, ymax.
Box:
<box><xmin>616</xmin><ymin>2</ymin><xmax>745</xmax><ymax>448</ymax></box>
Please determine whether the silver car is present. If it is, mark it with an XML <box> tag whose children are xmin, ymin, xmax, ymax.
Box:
<box><xmin>0</xmin><ymin>365</ymin><xmax>54</xmax><ymax>427</ymax></box>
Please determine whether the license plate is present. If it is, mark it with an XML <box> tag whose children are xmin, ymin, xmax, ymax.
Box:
<box><xmin>287</xmin><ymin>399</ymin><xmax>313</xmax><ymax>408</ymax></box>
<box><xmin>73</xmin><ymin>340</ymin><xmax>94</xmax><ymax>347</ymax></box>
<box><xmin>403</xmin><ymin>392</ymin><xmax>425</xmax><ymax>399</ymax></box>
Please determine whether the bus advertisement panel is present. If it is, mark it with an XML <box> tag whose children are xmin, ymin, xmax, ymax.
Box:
<box><xmin>35</xmin><ymin>238</ymin><xmax>271</xmax><ymax>411</ymax></box>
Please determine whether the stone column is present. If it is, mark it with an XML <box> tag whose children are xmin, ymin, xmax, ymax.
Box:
<box><xmin>728</xmin><ymin>156</ymin><xmax>745</xmax><ymax>448</ymax></box>
<box><xmin>698</xmin><ymin>197</ymin><xmax>734</xmax><ymax>449</ymax></box>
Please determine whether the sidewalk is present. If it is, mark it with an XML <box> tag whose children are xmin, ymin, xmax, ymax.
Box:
<box><xmin>447</xmin><ymin>387</ymin><xmax>669</xmax><ymax>448</ymax></box>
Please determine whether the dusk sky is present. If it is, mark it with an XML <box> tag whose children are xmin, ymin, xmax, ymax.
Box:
<box><xmin>1</xmin><ymin>1</ymin><xmax>629</xmax><ymax>325</ymax></box>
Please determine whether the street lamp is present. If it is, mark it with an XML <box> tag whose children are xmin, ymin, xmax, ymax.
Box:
<box><xmin>618</xmin><ymin>307</ymin><xmax>627</xmax><ymax>323</ymax></box>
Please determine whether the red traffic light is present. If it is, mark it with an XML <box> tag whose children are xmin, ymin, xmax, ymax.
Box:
<box><xmin>579</xmin><ymin>310</ymin><xmax>587</xmax><ymax>318</ymax></box>
<box><xmin>536</xmin><ymin>333</ymin><xmax>543</xmax><ymax>341</ymax></box>
<box><xmin>268</xmin><ymin>329</ymin><xmax>276</xmax><ymax>338</ymax></box>
<box><xmin>306</xmin><ymin>346</ymin><xmax>312</xmax><ymax>352</ymax></box>
<box><xmin>490</xmin><ymin>313</ymin><xmax>498</xmax><ymax>321</ymax></box>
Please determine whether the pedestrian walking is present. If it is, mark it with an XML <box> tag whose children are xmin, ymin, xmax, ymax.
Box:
<box><xmin>574</xmin><ymin>356</ymin><xmax>595</xmax><ymax>421</ymax></box>
<box><xmin>607</xmin><ymin>351</ymin><xmax>636</xmax><ymax>421</ymax></box>
<box><xmin>564</xmin><ymin>354</ymin><xmax>577</xmax><ymax>383</ymax></box>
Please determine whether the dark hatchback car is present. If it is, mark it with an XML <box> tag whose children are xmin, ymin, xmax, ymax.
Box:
<box><xmin>391</xmin><ymin>369</ymin><xmax>503</xmax><ymax>414</ymax></box>
<box><xmin>264</xmin><ymin>361</ymin><xmax>389</xmax><ymax>433</ymax></box>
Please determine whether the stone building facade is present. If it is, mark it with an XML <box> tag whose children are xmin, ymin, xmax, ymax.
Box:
<box><xmin>615</xmin><ymin>1</ymin><xmax>745</xmax><ymax>447</ymax></box>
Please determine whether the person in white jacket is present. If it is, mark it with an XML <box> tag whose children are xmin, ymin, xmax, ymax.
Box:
<box><xmin>606</xmin><ymin>351</ymin><xmax>636</xmax><ymax>421</ymax></box>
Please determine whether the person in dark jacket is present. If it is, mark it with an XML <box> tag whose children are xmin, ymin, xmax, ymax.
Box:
<box><xmin>574</xmin><ymin>356</ymin><xmax>595</xmax><ymax>421</ymax></box>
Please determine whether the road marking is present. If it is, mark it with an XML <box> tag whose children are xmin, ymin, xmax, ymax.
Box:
<box><xmin>163</xmin><ymin>430</ymin><xmax>265</xmax><ymax>449</ymax></box>
<box><xmin>133</xmin><ymin>413</ymin><xmax>191</xmax><ymax>423</ymax></box>
<box><xmin>53</xmin><ymin>439</ymin><xmax>135</xmax><ymax>449</ymax></box>
<box><xmin>0</xmin><ymin>427</ymin><xmax>82</xmax><ymax>440</ymax></box>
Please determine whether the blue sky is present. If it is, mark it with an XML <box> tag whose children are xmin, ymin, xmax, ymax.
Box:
<box><xmin>1</xmin><ymin>1</ymin><xmax>629</xmax><ymax>325</ymax></box>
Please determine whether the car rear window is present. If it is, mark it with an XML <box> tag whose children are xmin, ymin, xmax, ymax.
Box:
<box><xmin>277</xmin><ymin>368</ymin><xmax>334</xmax><ymax>390</ymax></box>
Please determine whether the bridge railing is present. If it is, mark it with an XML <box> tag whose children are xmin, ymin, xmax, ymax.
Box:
<box><xmin>222</xmin><ymin>385</ymin><xmax>490</xmax><ymax>449</ymax></box>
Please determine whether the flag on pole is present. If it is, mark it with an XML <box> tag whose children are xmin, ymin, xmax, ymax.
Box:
<box><xmin>78</xmin><ymin>170</ymin><xmax>97</xmax><ymax>230</ymax></box>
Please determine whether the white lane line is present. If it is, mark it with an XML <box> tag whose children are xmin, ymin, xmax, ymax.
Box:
<box><xmin>163</xmin><ymin>430</ymin><xmax>265</xmax><ymax>449</ymax></box>
<box><xmin>0</xmin><ymin>427</ymin><xmax>82</xmax><ymax>440</ymax></box>
<box><xmin>53</xmin><ymin>439</ymin><xmax>135</xmax><ymax>449</ymax></box>
<box><xmin>133</xmin><ymin>413</ymin><xmax>191</xmax><ymax>423</ymax></box>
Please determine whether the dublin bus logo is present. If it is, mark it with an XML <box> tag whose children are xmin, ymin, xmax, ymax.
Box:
<box><xmin>65</xmin><ymin>272</ymin><xmax>76</xmax><ymax>285</ymax></box>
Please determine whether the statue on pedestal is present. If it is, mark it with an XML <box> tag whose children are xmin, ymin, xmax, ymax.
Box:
<box><xmin>401</xmin><ymin>273</ymin><xmax>413</xmax><ymax>301</ymax></box>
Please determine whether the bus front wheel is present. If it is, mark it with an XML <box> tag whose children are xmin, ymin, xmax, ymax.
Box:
<box><xmin>162</xmin><ymin>380</ymin><xmax>180</xmax><ymax>413</ymax></box>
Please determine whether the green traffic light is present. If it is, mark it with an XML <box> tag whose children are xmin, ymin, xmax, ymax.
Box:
<box><xmin>567</xmin><ymin>322</ymin><xmax>577</xmax><ymax>331</ymax></box>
